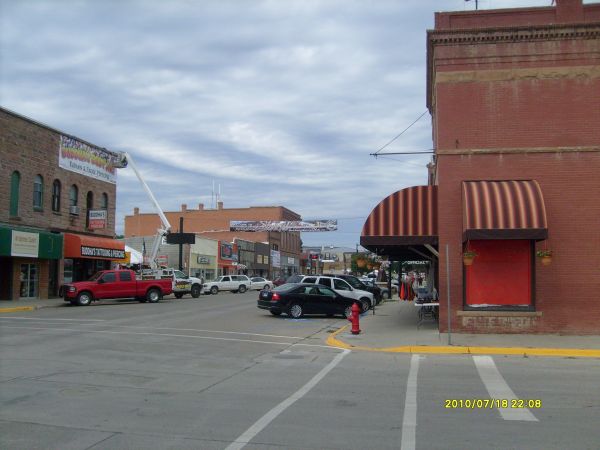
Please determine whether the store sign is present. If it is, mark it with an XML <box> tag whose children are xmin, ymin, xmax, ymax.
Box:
<box><xmin>220</xmin><ymin>243</ymin><xmax>238</xmax><ymax>261</ymax></box>
<box><xmin>80</xmin><ymin>246</ymin><xmax>125</xmax><ymax>259</ymax></box>
<box><xmin>157</xmin><ymin>255</ymin><xmax>168</xmax><ymax>266</ymax></box>
<box><xmin>88</xmin><ymin>210</ymin><xmax>107</xmax><ymax>229</ymax></box>
<box><xmin>59</xmin><ymin>135</ymin><xmax>118</xmax><ymax>184</ymax></box>
<box><xmin>287</xmin><ymin>257</ymin><xmax>295</xmax><ymax>265</ymax></box>
<box><xmin>229</xmin><ymin>219</ymin><xmax>337</xmax><ymax>232</ymax></box>
<box><xmin>11</xmin><ymin>231</ymin><xmax>39</xmax><ymax>257</ymax></box>
<box><xmin>271</xmin><ymin>250</ymin><xmax>281</xmax><ymax>268</ymax></box>
<box><xmin>197</xmin><ymin>255</ymin><xmax>210</xmax><ymax>265</ymax></box>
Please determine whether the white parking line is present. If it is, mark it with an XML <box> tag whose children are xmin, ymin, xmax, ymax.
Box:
<box><xmin>225</xmin><ymin>349</ymin><xmax>350</xmax><ymax>450</ymax></box>
<box><xmin>401</xmin><ymin>354</ymin><xmax>421</xmax><ymax>450</ymax></box>
<box><xmin>473</xmin><ymin>355</ymin><xmax>538</xmax><ymax>422</ymax></box>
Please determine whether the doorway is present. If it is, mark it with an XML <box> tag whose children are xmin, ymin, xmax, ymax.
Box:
<box><xmin>20</xmin><ymin>263</ymin><xmax>39</xmax><ymax>298</ymax></box>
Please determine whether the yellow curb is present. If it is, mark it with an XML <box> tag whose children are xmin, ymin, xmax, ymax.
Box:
<box><xmin>0</xmin><ymin>306</ymin><xmax>35</xmax><ymax>313</ymax></box>
<box><xmin>326</xmin><ymin>326</ymin><xmax>600</xmax><ymax>358</ymax></box>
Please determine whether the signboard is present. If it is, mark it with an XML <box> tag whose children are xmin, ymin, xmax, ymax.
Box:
<box><xmin>80</xmin><ymin>246</ymin><xmax>125</xmax><ymax>259</ymax></box>
<box><xmin>88</xmin><ymin>210</ymin><xmax>107</xmax><ymax>229</ymax></box>
<box><xmin>156</xmin><ymin>255</ymin><xmax>168</xmax><ymax>266</ymax></box>
<box><xmin>197</xmin><ymin>255</ymin><xmax>210</xmax><ymax>265</ymax></box>
<box><xmin>287</xmin><ymin>257</ymin><xmax>295</xmax><ymax>265</ymax></box>
<box><xmin>11</xmin><ymin>231</ymin><xmax>39</xmax><ymax>257</ymax></box>
<box><xmin>229</xmin><ymin>220</ymin><xmax>337</xmax><ymax>232</ymax></box>
<box><xmin>220</xmin><ymin>242</ymin><xmax>238</xmax><ymax>261</ymax></box>
<box><xmin>271</xmin><ymin>250</ymin><xmax>281</xmax><ymax>268</ymax></box>
<box><xmin>59</xmin><ymin>135</ymin><xmax>118</xmax><ymax>184</ymax></box>
<box><xmin>166</xmin><ymin>233</ymin><xmax>196</xmax><ymax>245</ymax></box>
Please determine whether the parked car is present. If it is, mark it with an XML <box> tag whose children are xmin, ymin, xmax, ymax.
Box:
<box><xmin>324</xmin><ymin>273</ymin><xmax>384</xmax><ymax>304</ymax></box>
<box><xmin>296</xmin><ymin>275</ymin><xmax>374</xmax><ymax>312</ymax></box>
<box><xmin>62</xmin><ymin>269</ymin><xmax>173</xmax><ymax>306</ymax></box>
<box><xmin>285</xmin><ymin>274</ymin><xmax>304</xmax><ymax>284</ymax></box>
<box><xmin>203</xmin><ymin>275</ymin><xmax>252</xmax><ymax>294</ymax></box>
<box><xmin>250</xmin><ymin>277</ymin><xmax>274</xmax><ymax>290</ymax></box>
<box><xmin>140</xmin><ymin>268</ymin><xmax>203</xmax><ymax>298</ymax></box>
<box><xmin>257</xmin><ymin>283</ymin><xmax>358</xmax><ymax>318</ymax></box>
<box><xmin>272</xmin><ymin>276</ymin><xmax>288</xmax><ymax>287</ymax></box>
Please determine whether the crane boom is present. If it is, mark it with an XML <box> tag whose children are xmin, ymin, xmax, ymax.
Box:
<box><xmin>113</xmin><ymin>152</ymin><xmax>171</xmax><ymax>268</ymax></box>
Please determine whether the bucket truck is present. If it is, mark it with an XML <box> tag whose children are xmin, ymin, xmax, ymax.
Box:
<box><xmin>113</xmin><ymin>152</ymin><xmax>204</xmax><ymax>298</ymax></box>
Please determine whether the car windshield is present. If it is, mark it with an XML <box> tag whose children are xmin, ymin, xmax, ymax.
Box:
<box><xmin>343</xmin><ymin>276</ymin><xmax>364</xmax><ymax>289</ymax></box>
<box><xmin>174</xmin><ymin>270</ymin><xmax>188</xmax><ymax>278</ymax></box>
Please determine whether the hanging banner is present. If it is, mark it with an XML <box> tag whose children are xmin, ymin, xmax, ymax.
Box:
<box><xmin>59</xmin><ymin>135</ymin><xmax>119</xmax><ymax>184</ymax></box>
<box><xmin>229</xmin><ymin>220</ymin><xmax>337</xmax><ymax>232</ymax></box>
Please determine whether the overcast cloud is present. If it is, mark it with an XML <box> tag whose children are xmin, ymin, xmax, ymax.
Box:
<box><xmin>0</xmin><ymin>0</ymin><xmax>572</xmax><ymax>247</ymax></box>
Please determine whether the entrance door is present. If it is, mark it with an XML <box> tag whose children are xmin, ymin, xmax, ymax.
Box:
<box><xmin>20</xmin><ymin>263</ymin><xmax>39</xmax><ymax>298</ymax></box>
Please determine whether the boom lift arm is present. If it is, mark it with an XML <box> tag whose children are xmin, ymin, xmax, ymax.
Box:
<box><xmin>113</xmin><ymin>152</ymin><xmax>171</xmax><ymax>269</ymax></box>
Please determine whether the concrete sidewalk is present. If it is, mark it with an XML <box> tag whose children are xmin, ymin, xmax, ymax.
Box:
<box><xmin>327</xmin><ymin>299</ymin><xmax>600</xmax><ymax>358</ymax></box>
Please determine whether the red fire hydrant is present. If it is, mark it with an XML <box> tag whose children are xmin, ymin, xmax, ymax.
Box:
<box><xmin>348</xmin><ymin>302</ymin><xmax>361</xmax><ymax>335</ymax></box>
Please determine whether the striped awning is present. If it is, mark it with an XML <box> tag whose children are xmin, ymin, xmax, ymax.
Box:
<box><xmin>462</xmin><ymin>180</ymin><xmax>548</xmax><ymax>240</ymax></box>
<box><xmin>360</xmin><ymin>185</ymin><xmax>438</xmax><ymax>247</ymax></box>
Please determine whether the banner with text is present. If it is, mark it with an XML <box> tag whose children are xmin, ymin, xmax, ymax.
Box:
<box><xmin>59</xmin><ymin>135</ymin><xmax>119</xmax><ymax>184</ymax></box>
<box><xmin>230</xmin><ymin>220</ymin><xmax>337</xmax><ymax>232</ymax></box>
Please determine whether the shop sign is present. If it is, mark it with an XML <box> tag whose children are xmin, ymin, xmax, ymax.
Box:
<box><xmin>230</xmin><ymin>219</ymin><xmax>337</xmax><ymax>232</ymax></box>
<box><xmin>157</xmin><ymin>255</ymin><xmax>168</xmax><ymax>266</ymax></box>
<box><xmin>271</xmin><ymin>250</ymin><xmax>281</xmax><ymax>268</ymax></box>
<box><xmin>197</xmin><ymin>255</ymin><xmax>210</xmax><ymax>265</ymax></box>
<box><xmin>287</xmin><ymin>257</ymin><xmax>295</xmax><ymax>265</ymax></box>
<box><xmin>59</xmin><ymin>135</ymin><xmax>118</xmax><ymax>184</ymax></box>
<box><xmin>220</xmin><ymin>242</ymin><xmax>238</xmax><ymax>261</ymax></box>
<box><xmin>81</xmin><ymin>246</ymin><xmax>125</xmax><ymax>259</ymax></box>
<box><xmin>88</xmin><ymin>210</ymin><xmax>107</xmax><ymax>229</ymax></box>
<box><xmin>11</xmin><ymin>231</ymin><xmax>39</xmax><ymax>257</ymax></box>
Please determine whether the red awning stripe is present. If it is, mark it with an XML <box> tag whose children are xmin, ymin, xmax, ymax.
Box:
<box><xmin>462</xmin><ymin>180</ymin><xmax>548</xmax><ymax>240</ymax></box>
<box><xmin>361</xmin><ymin>185</ymin><xmax>437</xmax><ymax>243</ymax></box>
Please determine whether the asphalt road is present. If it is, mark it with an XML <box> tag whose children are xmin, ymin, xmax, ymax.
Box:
<box><xmin>1</xmin><ymin>291</ymin><xmax>599</xmax><ymax>449</ymax></box>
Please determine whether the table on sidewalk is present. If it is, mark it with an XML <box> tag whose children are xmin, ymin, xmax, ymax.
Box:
<box><xmin>415</xmin><ymin>301</ymin><xmax>439</xmax><ymax>328</ymax></box>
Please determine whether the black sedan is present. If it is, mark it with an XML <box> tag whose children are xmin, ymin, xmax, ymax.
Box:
<box><xmin>257</xmin><ymin>283</ymin><xmax>359</xmax><ymax>318</ymax></box>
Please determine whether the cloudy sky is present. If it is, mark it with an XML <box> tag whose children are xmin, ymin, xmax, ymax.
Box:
<box><xmin>1</xmin><ymin>0</ymin><xmax>570</xmax><ymax>247</ymax></box>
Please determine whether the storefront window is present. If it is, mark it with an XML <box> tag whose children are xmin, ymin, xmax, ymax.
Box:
<box><xmin>63</xmin><ymin>259</ymin><xmax>74</xmax><ymax>284</ymax></box>
<box><xmin>20</xmin><ymin>263</ymin><xmax>38</xmax><ymax>298</ymax></box>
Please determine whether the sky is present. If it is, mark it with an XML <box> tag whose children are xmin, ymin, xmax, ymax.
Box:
<box><xmin>0</xmin><ymin>0</ymin><xmax>578</xmax><ymax>248</ymax></box>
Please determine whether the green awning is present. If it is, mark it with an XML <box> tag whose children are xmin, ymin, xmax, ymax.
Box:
<box><xmin>0</xmin><ymin>225</ymin><xmax>63</xmax><ymax>259</ymax></box>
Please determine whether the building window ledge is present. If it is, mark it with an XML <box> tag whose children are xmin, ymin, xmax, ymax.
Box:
<box><xmin>457</xmin><ymin>310</ymin><xmax>542</xmax><ymax>317</ymax></box>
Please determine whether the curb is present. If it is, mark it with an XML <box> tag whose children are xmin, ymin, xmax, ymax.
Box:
<box><xmin>326</xmin><ymin>325</ymin><xmax>600</xmax><ymax>359</ymax></box>
<box><xmin>0</xmin><ymin>306</ymin><xmax>35</xmax><ymax>313</ymax></box>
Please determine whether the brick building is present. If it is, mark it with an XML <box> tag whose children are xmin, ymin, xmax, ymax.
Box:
<box><xmin>361</xmin><ymin>0</ymin><xmax>600</xmax><ymax>334</ymax></box>
<box><xmin>124</xmin><ymin>202</ymin><xmax>302</xmax><ymax>278</ymax></box>
<box><xmin>0</xmin><ymin>107</ymin><xmax>124</xmax><ymax>300</ymax></box>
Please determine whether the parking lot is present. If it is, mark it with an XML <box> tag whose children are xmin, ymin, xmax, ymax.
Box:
<box><xmin>2</xmin><ymin>291</ymin><xmax>600</xmax><ymax>449</ymax></box>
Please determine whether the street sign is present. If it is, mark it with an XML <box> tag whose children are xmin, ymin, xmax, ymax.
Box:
<box><xmin>166</xmin><ymin>233</ymin><xmax>195</xmax><ymax>244</ymax></box>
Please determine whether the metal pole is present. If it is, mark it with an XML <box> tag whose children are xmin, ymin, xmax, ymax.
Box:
<box><xmin>178</xmin><ymin>217</ymin><xmax>184</xmax><ymax>271</ymax></box>
<box><xmin>445</xmin><ymin>244</ymin><xmax>451</xmax><ymax>345</ymax></box>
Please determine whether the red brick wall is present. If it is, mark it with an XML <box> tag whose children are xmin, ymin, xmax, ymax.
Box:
<box><xmin>0</xmin><ymin>108</ymin><xmax>117</xmax><ymax>237</ymax></box>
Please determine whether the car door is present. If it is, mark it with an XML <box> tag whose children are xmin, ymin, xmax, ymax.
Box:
<box><xmin>96</xmin><ymin>272</ymin><xmax>117</xmax><ymax>299</ymax></box>
<box><xmin>332</xmin><ymin>278</ymin><xmax>356</xmax><ymax>300</ymax></box>
<box><xmin>315</xmin><ymin>286</ymin><xmax>341</xmax><ymax>314</ymax></box>
<box><xmin>118</xmin><ymin>271</ymin><xmax>136</xmax><ymax>297</ymax></box>
<box><xmin>302</xmin><ymin>285</ymin><xmax>323</xmax><ymax>313</ymax></box>
<box><xmin>221</xmin><ymin>276</ymin><xmax>232</xmax><ymax>290</ymax></box>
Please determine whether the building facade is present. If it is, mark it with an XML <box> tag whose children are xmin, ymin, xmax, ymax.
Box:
<box><xmin>361</xmin><ymin>0</ymin><xmax>600</xmax><ymax>334</ymax></box>
<box><xmin>0</xmin><ymin>107</ymin><xmax>124</xmax><ymax>301</ymax></box>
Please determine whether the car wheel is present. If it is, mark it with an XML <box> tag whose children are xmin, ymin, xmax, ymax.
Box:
<box><xmin>76</xmin><ymin>292</ymin><xmax>92</xmax><ymax>306</ymax></box>
<box><xmin>360</xmin><ymin>298</ymin><xmax>370</xmax><ymax>312</ymax></box>
<box><xmin>270</xmin><ymin>310</ymin><xmax>282</xmax><ymax>316</ymax></box>
<box><xmin>174</xmin><ymin>292</ymin><xmax>184</xmax><ymax>299</ymax></box>
<box><xmin>191</xmin><ymin>285</ymin><xmax>201</xmax><ymax>298</ymax></box>
<box><xmin>288</xmin><ymin>303</ymin><xmax>303</xmax><ymax>318</ymax></box>
<box><xmin>344</xmin><ymin>305</ymin><xmax>353</xmax><ymax>319</ymax></box>
<box><xmin>146</xmin><ymin>288</ymin><xmax>161</xmax><ymax>303</ymax></box>
<box><xmin>210</xmin><ymin>286</ymin><xmax>218</xmax><ymax>295</ymax></box>
<box><xmin>238</xmin><ymin>285</ymin><xmax>247</xmax><ymax>293</ymax></box>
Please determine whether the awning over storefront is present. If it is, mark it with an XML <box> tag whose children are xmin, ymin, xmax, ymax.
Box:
<box><xmin>63</xmin><ymin>233</ymin><xmax>125</xmax><ymax>260</ymax></box>
<box><xmin>462</xmin><ymin>180</ymin><xmax>548</xmax><ymax>241</ymax></box>
<box><xmin>360</xmin><ymin>186</ymin><xmax>438</xmax><ymax>259</ymax></box>
<box><xmin>0</xmin><ymin>225</ymin><xmax>63</xmax><ymax>259</ymax></box>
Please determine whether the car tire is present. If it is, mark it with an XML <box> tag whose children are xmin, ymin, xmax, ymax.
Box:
<box><xmin>359</xmin><ymin>298</ymin><xmax>370</xmax><ymax>313</ymax></box>
<box><xmin>174</xmin><ymin>292</ymin><xmax>184</xmax><ymax>299</ymax></box>
<box><xmin>191</xmin><ymin>284</ymin><xmax>201</xmax><ymax>298</ymax></box>
<box><xmin>288</xmin><ymin>303</ymin><xmax>303</xmax><ymax>319</ymax></box>
<box><xmin>238</xmin><ymin>285</ymin><xmax>247</xmax><ymax>293</ymax></box>
<box><xmin>210</xmin><ymin>286</ymin><xmax>219</xmax><ymax>295</ymax></box>
<box><xmin>76</xmin><ymin>292</ymin><xmax>92</xmax><ymax>306</ymax></box>
<box><xmin>270</xmin><ymin>310</ymin><xmax>282</xmax><ymax>316</ymax></box>
<box><xmin>344</xmin><ymin>305</ymin><xmax>353</xmax><ymax>319</ymax></box>
<box><xmin>146</xmin><ymin>288</ymin><xmax>161</xmax><ymax>303</ymax></box>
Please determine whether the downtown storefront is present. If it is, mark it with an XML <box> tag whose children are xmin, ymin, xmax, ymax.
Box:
<box><xmin>62</xmin><ymin>233</ymin><xmax>125</xmax><ymax>283</ymax></box>
<box><xmin>0</xmin><ymin>225</ymin><xmax>63</xmax><ymax>300</ymax></box>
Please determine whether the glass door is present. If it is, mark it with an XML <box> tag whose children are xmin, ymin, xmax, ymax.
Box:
<box><xmin>20</xmin><ymin>263</ymin><xmax>39</xmax><ymax>298</ymax></box>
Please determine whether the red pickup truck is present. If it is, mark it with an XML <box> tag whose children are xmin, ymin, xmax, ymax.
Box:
<box><xmin>63</xmin><ymin>269</ymin><xmax>173</xmax><ymax>306</ymax></box>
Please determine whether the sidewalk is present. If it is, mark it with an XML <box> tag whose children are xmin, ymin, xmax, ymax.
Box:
<box><xmin>327</xmin><ymin>299</ymin><xmax>600</xmax><ymax>358</ymax></box>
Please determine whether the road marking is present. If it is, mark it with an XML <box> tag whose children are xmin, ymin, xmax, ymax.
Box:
<box><xmin>401</xmin><ymin>354</ymin><xmax>421</xmax><ymax>450</ymax></box>
<box><xmin>473</xmin><ymin>355</ymin><xmax>538</xmax><ymax>422</ymax></box>
<box><xmin>0</xmin><ymin>325</ymin><xmax>336</xmax><ymax>350</ymax></box>
<box><xmin>225</xmin><ymin>349</ymin><xmax>350</xmax><ymax>450</ymax></box>
<box><xmin>0</xmin><ymin>317</ymin><xmax>105</xmax><ymax>322</ymax></box>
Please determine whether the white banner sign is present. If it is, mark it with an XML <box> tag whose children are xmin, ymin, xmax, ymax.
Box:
<box><xmin>59</xmin><ymin>135</ymin><xmax>118</xmax><ymax>184</ymax></box>
<box><xmin>11</xmin><ymin>231</ymin><xmax>39</xmax><ymax>257</ymax></box>
<box><xmin>230</xmin><ymin>220</ymin><xmax>337</xmax><ymax>232</ymax></box>
<box><xmin>271</xmin><ymin>250</ymin><xmax>281</xmax><ymax>268</ymax></box>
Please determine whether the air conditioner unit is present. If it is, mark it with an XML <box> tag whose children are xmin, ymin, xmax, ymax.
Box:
<box><xmin>69</xmin><ymin>205</ymin><xmax>80</xmax><ymax>215</ymax></box>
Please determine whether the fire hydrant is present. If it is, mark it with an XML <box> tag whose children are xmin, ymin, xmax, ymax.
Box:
<box><xmin>348</xmin><ymin>302</ymin><xmax>361</xmax><ymax>335</ymax></box>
